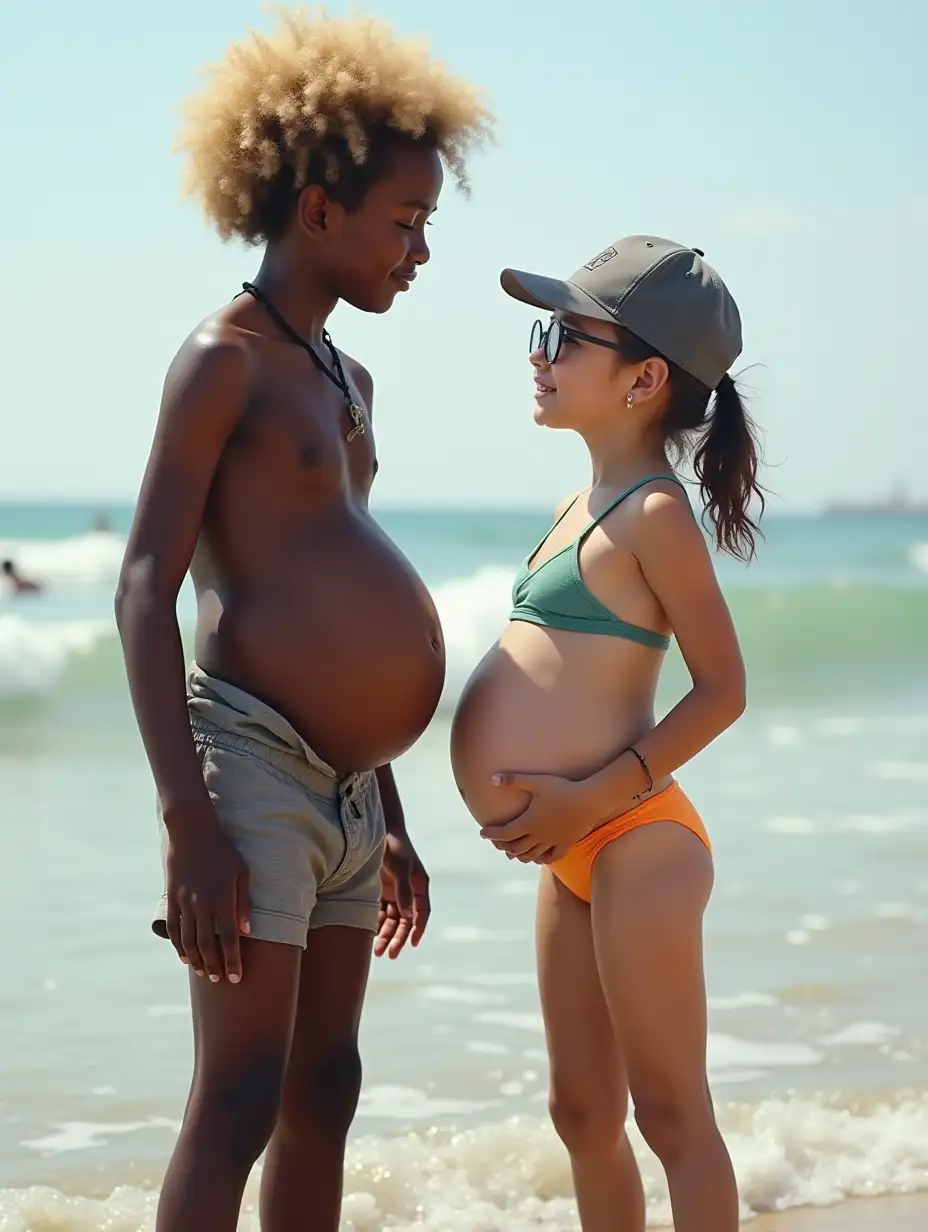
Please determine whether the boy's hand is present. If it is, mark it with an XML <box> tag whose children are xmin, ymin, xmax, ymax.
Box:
<box><xmin>164</xmin><ymin>823</ymin><xmax>252</xmax><ymax>984</ymax></box>
<box><xmin>374</xmin><ymin>832</ymin><xmax>430</xmax><ymax>959</ymax></box>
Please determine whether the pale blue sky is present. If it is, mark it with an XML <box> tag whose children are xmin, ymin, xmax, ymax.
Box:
<box><xmin>1</xmin><ymin>0</ymin><xmax>925</xmax><ymax>510</ymax></box>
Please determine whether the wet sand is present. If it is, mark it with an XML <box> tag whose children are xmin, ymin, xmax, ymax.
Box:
<box><xmin>751</xmin><ymin>1193</ymin><xmax>928</xmax><ymax>1229</ymax></box>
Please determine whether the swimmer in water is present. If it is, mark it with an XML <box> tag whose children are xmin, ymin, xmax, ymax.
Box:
<box><xmin>451</xmin><ymin>237</ymin><xmax>763</xmax><ymax>1231</ymax></box>
<box><xmin>2</xmin><ymin>559</ymin><xmax>42</xmax><ymax>594</ymax></box>
<box><xmin>114</xmin><ymin>11</ymin><xmax>491</xmax><ymax>1231</ymax></box>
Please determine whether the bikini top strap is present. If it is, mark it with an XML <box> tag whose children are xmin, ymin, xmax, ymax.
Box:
<box><xmin>526</xmin><ymin>492</ymin><xmax>582</xmax><ymax>559</ymax></box>
<box><xmin>553</xmin><ymin>493</ymin><xmax>582</xmax><ymax>528</ymax></box>
<box><xmin>584</xmin><ymin>473</ymin><xmax>684</xmax><ymax>533</ymax></box>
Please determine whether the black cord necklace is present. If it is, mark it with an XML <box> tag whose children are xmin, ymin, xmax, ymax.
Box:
<box><xmin>239</xmin><ymin>282</ymin><xmax>366</xmax><ymax>442</ymax></box>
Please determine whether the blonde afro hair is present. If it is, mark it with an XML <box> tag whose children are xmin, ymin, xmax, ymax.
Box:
<box><xmin>177</xmin><ymin>5</ymin><xmax>494</xmax><ymax>244</ymax></box>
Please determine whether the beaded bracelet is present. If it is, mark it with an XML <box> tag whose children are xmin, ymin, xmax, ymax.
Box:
<box><xmin>628</xmin><ymin>746</ymin><xmax>653</xmax><ymax>800</ymax></box>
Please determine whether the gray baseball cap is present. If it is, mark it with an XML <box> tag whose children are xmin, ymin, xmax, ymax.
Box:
<box><xmin>500</xmin><ymin>235</ymin><xmax>742</xmax><ymax>391</ymax></box>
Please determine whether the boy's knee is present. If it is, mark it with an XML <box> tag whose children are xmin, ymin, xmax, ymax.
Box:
<box><xmin>548</xmin><ymin>1082</ymin><xmax>626</xmax><ymax>1157</ymax></box>
<box><xmin>279</xmin><ymin>1043</ymin><xmax>363</xmax><ymax>1144</ymax></box>
<box><xmin>194</xmin><ymin>1052</ymin><xmax>288</xmax><ymax>1169</ymax></box>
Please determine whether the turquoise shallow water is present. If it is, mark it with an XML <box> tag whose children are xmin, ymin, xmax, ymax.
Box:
<box><xmin>1</xmin><ymin>504</ymin><xmax>927</xmax><ymax>1227</ymax></box>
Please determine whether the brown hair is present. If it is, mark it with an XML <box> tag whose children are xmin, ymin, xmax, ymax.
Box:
<box><xmin>177</xmin><ymin>7</ymin><xmax>494</xmax><ymax>244</ymax></box>
<box><xmin>614</xmin><ymin>326</ymin><xmax>765</xmax><ymax>560</ymax></box>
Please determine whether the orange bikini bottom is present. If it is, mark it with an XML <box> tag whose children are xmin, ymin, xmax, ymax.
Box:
<box><xmin>547</xmin><ymin>782</ymin><xmax>711</xmax><ymax>903</ymax></box>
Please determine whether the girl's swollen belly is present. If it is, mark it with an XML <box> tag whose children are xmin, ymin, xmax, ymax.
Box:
<box><xmin>450</xmin><ymin>632</ymin><xmax>651</xmax><ymax>828</ymax></box>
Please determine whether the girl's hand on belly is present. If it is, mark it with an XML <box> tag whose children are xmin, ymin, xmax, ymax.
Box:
<box><xmin>479</xmin><ymin>771</ymin><xmax>603</xmax><ymax>865</ymax></box>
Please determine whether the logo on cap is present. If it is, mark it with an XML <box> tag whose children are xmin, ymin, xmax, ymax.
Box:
<box><xmin>584</xmin><ymin>246</ymin><xmax>617</xmax><ymax>272</ymax></box>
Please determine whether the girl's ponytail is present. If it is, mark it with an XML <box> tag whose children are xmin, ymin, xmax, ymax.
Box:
<box><xmin>612</xmin><ymin>327</ymin><xmax>765</xmax><ymax>559</ymax></box>
<box><xmin>693</xmin><ymin>373</ymin><xmax>765</xmax><ymax>560</ymax></box>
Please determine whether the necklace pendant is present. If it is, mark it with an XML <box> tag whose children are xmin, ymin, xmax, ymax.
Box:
<box><xmin>346</xmin><ymin>402</ymin><xmax>366</xmax><ymax>442</ymax></box>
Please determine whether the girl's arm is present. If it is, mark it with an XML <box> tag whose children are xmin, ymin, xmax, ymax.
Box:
<box><xmin>582</xmin><ymin>487</ymin><xmax>746</xmax><ymax>814</ymax></box>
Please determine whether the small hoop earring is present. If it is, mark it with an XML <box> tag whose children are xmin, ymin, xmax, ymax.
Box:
<box><xmin>626</xmin><ymin>391</ymin><xmax>634</xmax><ymax>410</ymax></box>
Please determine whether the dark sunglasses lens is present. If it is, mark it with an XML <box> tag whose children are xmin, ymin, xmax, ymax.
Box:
<box><xmin>530</xmin><ymin>320</ymin><xmax>543</xmax><ymax>354</ymax></box>
<box><xmin>545</xmin><ymin>318</ymin><xmax>562</xmax><ymax>364</ymax></box>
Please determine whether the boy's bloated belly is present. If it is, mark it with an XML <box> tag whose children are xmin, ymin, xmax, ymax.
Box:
<box><xmin>193</xmin><ymin>518</ymin><xmax>446</xmax><ymax>772</ymax></box>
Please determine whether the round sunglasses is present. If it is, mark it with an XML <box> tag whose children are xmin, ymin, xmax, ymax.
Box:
<box><xmin>530</xmin><ymin>317</ymin><xmax>624</xmax><ymax>365</ymax></box>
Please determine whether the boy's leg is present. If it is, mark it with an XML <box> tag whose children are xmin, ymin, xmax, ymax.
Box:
<box><xmin>536</xmin><ymin>868</ymin><xmax>646</xmax><ymax>1232</ymax></box>
<box><xmin>260</xmin><ymin>924</ymin><xmax>374</xmax><ymax>1232</ymax></box>
<box><xmin>156</xmin><ymin>939</ymin><xmax>302</xmax><ymax>1232</ymax></box>
<box><xmin>591</xmin><ymin>822</ymin><xmax>739</xmax><ymax>1232</ymax></box>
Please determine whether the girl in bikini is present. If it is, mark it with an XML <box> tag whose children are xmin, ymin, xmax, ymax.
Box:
<box><xmin>450</xmin><ymin>236</ymin><xmax>763</xmax><ymax>1231</ymax></box>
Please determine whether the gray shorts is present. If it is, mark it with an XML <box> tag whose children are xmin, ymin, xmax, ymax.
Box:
<box><xmin>152</xmin><ymin>665</ymin><xmax>386</xmax><ymax>947</ymax></box>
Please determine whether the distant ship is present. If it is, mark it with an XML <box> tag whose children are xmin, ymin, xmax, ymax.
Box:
<box><xmin>823</xmin><ymin>486</ymin><xmax>928</xmax><ymax>517</ymax></box>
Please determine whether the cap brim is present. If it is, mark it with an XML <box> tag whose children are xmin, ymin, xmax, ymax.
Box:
<box><xmin>500</xmin><ymin>268</ymin><xmax>615</xmax><ymax>323</ymax></box>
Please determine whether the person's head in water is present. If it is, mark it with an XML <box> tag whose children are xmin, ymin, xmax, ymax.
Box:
<box><xmin>501</xmin><ymin>236</ymin><xmax>765</xmax><ymax>560</ymax></box>
<box><xmin>177</xmin><ymin>9</ymin><xmax>492</xmax><ymax>314</ymax></box>
<box><xmin>2</xmin><ymin>558</ymin><xmax>42</xmax><ymax>593</ymax></box>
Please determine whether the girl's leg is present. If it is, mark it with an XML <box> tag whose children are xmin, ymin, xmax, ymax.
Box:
<box><xmin>591</xmin><ymin>822</ymin><xmax>739</xmax><ymax>1232</ymax></box>
<box><xmin>536</xmin><ymin>868</ymin><xmax>646</xmax><ymax>1232</ymax></box>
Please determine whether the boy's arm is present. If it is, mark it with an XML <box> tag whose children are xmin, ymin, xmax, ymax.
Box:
<box><xmin>374</xmin><ymin>763</ymin><xmax>431</xmax><ymax>958</ymax></box>
<box><xmin>115</xmin><ymin>327</ymin><xmax>253</xmax><ymax>980</ymax></box>
<box><xmin>375</xmin><ymin>763</ymin><xmax>408</xmax><ymax>834</ymax></box>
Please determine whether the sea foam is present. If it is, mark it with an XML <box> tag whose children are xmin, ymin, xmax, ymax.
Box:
<box><xmin>5</xmin><ymin>1091</ymin><xmax>928</xmax><ymax>1229</ymax></box>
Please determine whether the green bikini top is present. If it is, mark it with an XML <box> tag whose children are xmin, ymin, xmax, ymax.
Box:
<box><xmin>510</xmin><ymin>474</ymin><xmax>682</xmax><ymax>649</ymax></box>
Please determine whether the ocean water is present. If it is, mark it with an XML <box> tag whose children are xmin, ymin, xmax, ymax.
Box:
<box><xmin>1</xmin><ymin>502</ymin><xmax>928</xmax><ymax>1229</ymax></box>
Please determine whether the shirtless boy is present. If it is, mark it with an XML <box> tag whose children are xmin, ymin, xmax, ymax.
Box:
<box><xmin>115</xmin><ymin>12</ymin><xmax>490</xmax><ymax>1231</ymax></box>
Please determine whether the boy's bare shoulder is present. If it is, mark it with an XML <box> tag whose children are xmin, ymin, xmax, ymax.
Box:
<box><xmin>169</xmin><ymin>313</ymin><xmax>253</xmax><ymax>384</ymax></box>
<box><xmin>159</xmin><ymin>314</ymin><xmax>256</xmax><ymax>439</ymax></box>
